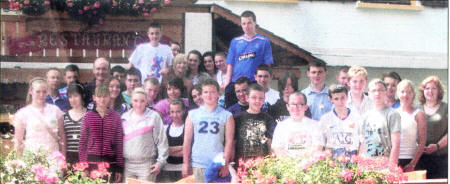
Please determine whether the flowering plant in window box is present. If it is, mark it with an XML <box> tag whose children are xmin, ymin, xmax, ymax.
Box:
<box><xmin>237</xmin><ymin>152</ymin><xmax>408</xmax><ymax>184</ymax></box>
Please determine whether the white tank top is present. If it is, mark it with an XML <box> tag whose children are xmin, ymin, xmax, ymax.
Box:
<box><xmin>397</xmin><ymin>108</ymin><xmax>420</xmax><ymax>159</ymax></box>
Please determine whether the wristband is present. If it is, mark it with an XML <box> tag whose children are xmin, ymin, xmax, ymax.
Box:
<box><xmin>436</xmin><ymin>143</ymin><xmax>440</xmax><ymax>151</ymax></box>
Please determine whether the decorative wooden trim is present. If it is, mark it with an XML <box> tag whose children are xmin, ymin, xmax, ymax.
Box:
<box><xmin>356</xmin><ymin>0</ymin><xmax>423</xmax><ymax>11</ymax></box>
<box><xmin>210</xmin><ymin>5</ymin><xmax>315</xmax><ymax>63</ymax></box>
<box><xmin>226</xmin><ymin>0</ymin><xmax>298</xmax><ymax>3</ymax></box>
<box><xmin>1</xmin><ymin>56</ymin><xmax>128</xmax><ymax>63</ymax></box>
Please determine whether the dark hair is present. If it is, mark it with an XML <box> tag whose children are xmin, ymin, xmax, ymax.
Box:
<box><xmin>328</xmin><ymin>84</ymin><xmax>348</xmax><ymax>98</ymax></box>
<box><xmin>241</xmin><ymin>10</ymin><xmax>256</xmax><ymax>22</ymax></box>
<box><xmin>187</xmin><ymin>50</ymin><xmax>206</xmax><ymax>73</ymax></box>
<box><xmin>338</xmin><ymin>66</ymin><xmax>349</xmax><ymax>73</ymax></box>
<box><xmin>170</xmin><ymin>98</ymin><xmax>188</xmax><ymax>122</ymax></box>
<box><xmin>234</xmin><ymin>76</ymin><xmax>252</xmax><ymax>86</ymax></box>
<box><xmin>214</xmin><ymin>51</ymin><xmax>226</xmax><ymax>58</ymax></box>
<box><xmin>382</xmin><ymin>71</ymin><xmax>402</xmax><ymax>82</ymax></box>
<box><xmin>201</xmin><ymin>79</ymin><xmax>220</xmax><ymax>92</ymax></box>
<box><xmin>246</xmin><ymin>83</ymin><xmax>265</xmax><ymax>95</ymax></box>
<box><xmin>290</xmin><ymin>91</ymin><xmax>308</xmax><ymax>104</ymax></box>
<box><xmin>255</xmin><ymin>64</ymin><xmax>273</xmax><ymax>76</ymax></box>
<box><xmin>65</xmin><ymin>64</ymin><xmax>80</xmax><ymax>75</ymax></box>
<box><xmin>67</xmin><ymin>82</ymin><xmax>87</xmax><ymax>108</ymax></box>
<box><xmin>308</xmin><ymin>58</ymin><xmax>327</xmax><ymax>71</ymax></box>
<box><xmin>189</xmin><ymin>84</ymin><xmax>203</xmax><ymax>106</ymax></box>
<box><xmin>105</xmin><ymin>77</ymin><xmax>127</xmax><ymax>110</ymax></box>
<box><xmin>126</xmin><ymin>67</ymin><xmax>142</xmax><ymax>81</ymax></box>
<box><xmin>278</xmin><ymin>72</ymin><xmax>298</xmax><ymax>98</ymax></box>
<box><xmin>167</xmin><ymin>77</ymin><xmax>186</xmax><ymax>98</ymax></box>
<box><xmin>111</xmin><ymin>65</ymin><xmax>126</xmax><ymax>75</ymax></box>
<box><xmin>202</xmin><ymin>51</ymin><xmax>218</xmax><ymax>74</ymax></box>
<box><xmin>149</xmin><ymin>22</ymin><xmax>161</xmax><ymax>30</ymax></box>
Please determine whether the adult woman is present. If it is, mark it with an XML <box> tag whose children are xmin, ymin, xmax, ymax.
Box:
<box><xmin>154</xmin><ymin>77</ymin><xmax>189</xmax><ymax>125</ymax></box>
<box><xmin>188</xmin><ymin>84</ymin><xmax>203</xmax><ymax>110</ymax></box>
<box><xmin>268</xmin><ymin>72</ymin><xmax>311</xmax><ymax>121</ymax></box>
<box><xmin>14</xmin><ymin>77</ymin><xmax>66</xmax><ymax>155</ymax></box>
<box><xmin>161</xmin><ymin>54</ymin><xmax>193</xmax><ymax>94</ymax></box>
<box><xmin>395</xmin><ymin>80</ymin><xmax>426</xmax><ymax>172</ymax></box>
<box><xmin>416</xmin><ymin>76</ymin><xmax>448</xmax><ymax>179</ymax></box>
<box><xmin>186</xmin><ymin>50</ymin><xmax>210</xmax><ymax>85</ymax></box>
<box><xmin>202</xmin><ymin>51</ymin><xmax>218</xmax><ymax>80</ymax></box>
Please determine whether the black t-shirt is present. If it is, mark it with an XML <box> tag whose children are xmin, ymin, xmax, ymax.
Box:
<box><xmin>234</xmin><ymin>111</ymin><xmax>276</xmax><ymax>161</ymax></box>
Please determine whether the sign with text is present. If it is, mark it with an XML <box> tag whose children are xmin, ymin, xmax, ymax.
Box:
<box><xmin>7</xmin><ymin>31</ymin><xmax>171</xmax><ymax>55</ymax></box>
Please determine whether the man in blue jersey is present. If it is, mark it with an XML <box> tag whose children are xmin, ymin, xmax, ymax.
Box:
<box><xmin>182</xmin><ymin>79</ymin><xmax>235</xmax><ymax>183</ymax></box>
<box><xmin>224</xmin><ymin>10</ymin><xmax>274</xmax><ymax>108</ymax></box>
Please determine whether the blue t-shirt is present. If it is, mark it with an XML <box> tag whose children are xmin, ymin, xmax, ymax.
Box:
<box><xmin>301</xmin><ymin>85</ymin><xmax>333</xmax><ymax>121</ymax></box>
<box><xmin>226</xmin><ymin>34</ymin><xmax>273</xmax><ymax>82</ymax></box>
<box><xmin>189</xmin><ymin>106</ymin><xmax>232</xmax><ymax>168</ymax></box>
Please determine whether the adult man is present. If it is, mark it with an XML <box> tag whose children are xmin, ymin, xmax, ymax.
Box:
<box><xmin>224</xmin><ymin>10</ymin><xmax>273</xmax><ymax>107</ymax></box>
<box><xmin>336</xmin><ymin>66</ymin><xmax>350</xmax><ymax>89</ymax></box>
<box><xmin>85</xmin><ymin>57</ymin><xmax>111</xmax><ymax>103</ymax></box>
<box><xmin>254</xmin><ymin>64</ymin><xmax>279</xmax><ymax>106</ymax></box>
<box><xmin>129</xmin><ymin>22</ymin><xmax>173</xmax><ymax>82</ymax></box>
<box><xmin>45</xmin><ymin>68</ymin><xmax>69</xmax><ymax>111</ymax></box>
<box><xmin>301</xmin><ymin>59</ymin><xmax>333</xmax><ymax>120</ymax></box>
<box><xmin>382</xmin><ymin>71</ymin><xmax>402</xmax><ymax>109</ymax></box>
<box><xmin>226</xmin><ymin>77</ymin><xmax>251</xmax><ymax>116</ymax></box>
<box><xmin>271</xmin><ymin>92</ymin><xmax>324</xmax><ymax>157</ymax></box>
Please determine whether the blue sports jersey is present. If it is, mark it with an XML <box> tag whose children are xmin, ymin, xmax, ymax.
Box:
<box><xmin>189</xmin><ymin>106</ymin><xmax>232</xmax><ymax>168</ymax></box>
<box><xmin>226</xmin><ymin>34</ymin><xmax>273</xmax><ymax>82</ymax></box>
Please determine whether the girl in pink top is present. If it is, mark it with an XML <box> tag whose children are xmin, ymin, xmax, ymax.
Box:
<box><xmin>14</xmin><ymin>77</ymin><xmax>66</xmax><ymax>156</ymax></box>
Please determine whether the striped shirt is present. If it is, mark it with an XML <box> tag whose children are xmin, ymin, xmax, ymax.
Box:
<box><xmin>63</xmin><ymin>112</ymin><xmax>83</xmax><ymax>153</ymax></box>
<box><xmin>79</xmin><ymin>109</ymin><xmax>124</xmax><ymax>171</ymax></box>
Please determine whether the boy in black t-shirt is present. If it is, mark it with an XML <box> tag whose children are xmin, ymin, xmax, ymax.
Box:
<box><xmin>233</xmin><ymin>84</ymin><xmax>276</xmax><ymax>162</ymax></box>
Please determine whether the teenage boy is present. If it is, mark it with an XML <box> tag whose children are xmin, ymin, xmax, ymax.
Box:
<box><xmin>254</xmin><ymin>64</ymin><xmax>279</xmax><ymax>106</ymax></box>
<box><xmin>226</xmin><ymin>77</ymin><xmax>251</xmax><ymax>116</ymax></box>
<box><xmin>320</xmin><ymin>84</ymin><xmax>362</xmax><ymax>157</ymax></box>
<box><xmin>183</xmin><ymin>79</ymin><xmax>234</xmax><ymax>183</ymax></box>
<box><xmin>347</xmin><ymin>65</ymin><xmax>372</xmax><ymax>116</ymax></box>
<box><xmin>382</xmin><ymin>71</ymin><xmax>402</xmax><ymax>109</ymax></box>
<box><xmin>271</xmin><ymin>92</ymin><xmax>324</xmax><ymax>157</ymax></box>
<box><xmin>360</xmin><ymin>79</ymin><xmax>401</xmax><ymax>166</ymax></box>
<box><xmin>59</xmin><ymin>64</ymin><xmax>80</xmax><ymax>99</ymax></box>
<box><xmin>336</xmin><ymin>66</ymin><xmax>350</xmax><ymax>90</ymax></box>
<box><xmin>129</xmin><ymin>22</ymin><xmax>173</xmax><ymax>82</ymax></box>
<box><xmin>170</xmin><ymin>41</ymin><xmax>181</xmax><ymax>57</ymax></box>
<box><xmin>122</xmin><ymin>67</ymin><xmax>142</xmax><ymax>104</ymax></box>
<box><xmin>45</xmin><ymin>68</ymin><xmax>69</xmax><ymax>111</ymax></box>
<box><xmin>224</xmin><ymin>10</ymin><xmax>273</xmax><ymax>108</ymax></box>
<box><xmin>111</xmin><ymin>65</ymin><xmax>126</xmax><ymax>84</ymax></box>
<box><xmin>301</xmin><ymin>59</ymin><xmax>332</xmax><ymax>121</ymax></box>
<box><xmin>234</xmin><ymin>84</ymin><xmax>276</xmax><ymax>162</ymax></box>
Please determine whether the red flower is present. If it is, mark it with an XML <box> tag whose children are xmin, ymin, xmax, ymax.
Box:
<box><xmin>93</xmin><ymin>2</ymin><xmax>100</xmax><ymax>8</ymax></box>
<box><xmin>97</xmin><ymin>162</ymin><xmax>110</xmax><ymax>172</ymax></box>
<box><xmin>143</xmin><ymin>13</ymin><xmax>149</xmax><ymax>17</ymax></box>
<box><xmin>151</xmin><ymin>7</ymin><xmax>157</xmax><ymax>13</ymax></box>
<box><xmin>44</xmin><ymin>1</ymin><xmax>50</xmax><ymax>5</ymax></box>
<box><xmin>139</xmin><ymin>0</ymin><xmax>144</xmax><ymax>4</ymax></box>
<box><xmin>73</xmin><ymin>162</ymin><xmax>89</xmax><ymax>172</ymax></box>
<box><xmin>83</xmin><ymin>6</ymin><xmax>89</xmax><ymax>11</ymax></box>
<box><xmin>338</xmin><ymin>169</ymin><xmax>354</xmax><ymax>182</ymax></box>
<box><xmin>112</xmin><ymin>1</ymin><xmax>118</xmax><ymax>6</ymax></box>
<box><xmin>164</xmin><ymin>0</ymin><xmax>171</xmax><ymax>5</ymax></box>
<box><xmin>67</xmin><ymin>2</ymin><xmax>73</xmax><ymax>7</ymax></box>
<box><xmin>24</xmin><ymin>0</ymin><xmax>29</xmax><ymax>5</ymax></box>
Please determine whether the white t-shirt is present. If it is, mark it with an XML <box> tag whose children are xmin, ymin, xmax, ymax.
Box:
<box><xmin>265</xmin><ymin>88</ymin><xmax>280</xmax><ymax>106</ymax></box>
<box><xmin>319</xmin><ymin>109</ymin><xmax>362</xmax><ymax>154</ymax></box>
<box><xmin>216</xmin><ymin>70</ymin><xmax>227</xmax><ymax>87</ymax></box>
<box><xmin>397</xmin><ymin>108</ymin><xmax>420</xmax><ymax>159</ymax></box>
<box><xmin>271</xmin><ymin>117</ymin><xmax>325</xmax><ymax>158</ymax></box>
<box><xmin>128</xmin><ymin>43</ymin><xmax>173</xmax><ymax>82</ymax></box>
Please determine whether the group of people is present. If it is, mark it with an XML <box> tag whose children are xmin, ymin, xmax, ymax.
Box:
<box><xmin>12</xmin><ymin>10</ymin><xmax>447</xmax><ymax>183</ymax></box>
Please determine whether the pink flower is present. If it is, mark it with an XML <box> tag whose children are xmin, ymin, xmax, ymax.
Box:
<box><xmin>93</xmin><ymin>2</ymin><xmax>100</xmax><ymax>8</ymax></box>
<box><xmin>139</xmin><ymin>0</ymin><xmax>144</xmax><ymax>4</ymax></box>
<box><xmin>49</xmin><ymin>151</ymin><xmax>66</xmax><ymax>163</ymax></box>
<box><xmin>339</xmin><ymin>169</ymin><xmax>354</xmax><ymax>182</ymax></box>
<box><xmin>329</xmin><ymin>161</ymin><xmax>336</xmax><ymax>168</ymax></box>
<box><xmin>58</xmin><ymin>162</ymin><xmax>68</xmax><ymax>170</ymax></box>
<box><xmin>266</xmin><ymin>175</ymin><xmax>277</xmax><ymax>183</ymax></box>
<box><xmin>73</xmin><ymin>162</ymin><xmax>89</xmax><ymax>172</ymax></box>
<box><xmin>90</xmin><ymin>170</ymin><xmax>102</xmax><ymax>179</ymax></box>
<box><xmin>97</xmin><ymin>162</ymin><xmax>110</xmax><ymax>172</ymax></box>
<box><xmin>164</xmin><ymin>0</ymin><xmax>171</xmax><ymax>5</ymax></box>
<box><xmin>78</xmin><ymin>10</ymin><xmax>83</xmax><ymax>14</ymax></box>
<box><xmin>364</xmin><ymin>178</ymin><xmax>376</xmax><ymax>184</ymax></box>
<box><xmin>112</xmin><ymin>1</ymin><xmax>118</xmax><ymax>6</ymax></box>
<box><xmin>283</xmin><ymin>178</ymin><xmax>295</xmax><ymax>184</ymax></box>
<box><xmin>67</xmin><ymin>2</ymin><xmax>73</xmax><ymax>7</ymax></box>
<box><xmin>254</xmin><ymin>156</ymin><xmax>265</xmax><ymax>167</ymax></box>
<box><xmin>24</xmin><ymin>0</ymin><xmax>29</xmax><ymax>5</ymax></box>
<box><xmin>151</xmin><ymin>7</ymin><xmax>157</xmax><ymax>13</ymax></box>
<box><xmin>143</xmin><ymin>13</ymin><xmax>149</xmax><ymax>17</ymax></box>
<box><xmin>298</xmin><ymin>159</ymin><xmax>313</xmax><ymax>170</ymax></box>
<box><xmin>99</xmin><ymin>18</ymin><xmax>104</xmax><ymax>25</ymax></box>
<box><xmin>44</xmin><ymin>1</ymin><xmax>50</xmax><ymax>5</ymax></box>
<box><xmin>31</xmin><ymin>164</ymin><xmax>45</xmax><ymax>175</ymax></box>
<box><xmin>45</xmin><ymin>172</ymin><xmax>59</xmax><ymax>184</ymax></box>
<box><xmin>83</xmin><ymin>6</ymin><xmax>89</xmax><ymax>11</ymax></box>
<box><xmin>313</xmin><ymin>152</ymin><xmax>326</xmax><ymax>161</ymax></box>
<box><xmin>252</xmin><ymin>170</ymin><xmax>263</xmax><ymax>180</ymax></box>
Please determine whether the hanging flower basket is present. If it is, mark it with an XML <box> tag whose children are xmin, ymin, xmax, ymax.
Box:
<box><xmin>9</xmin><ymin>0</ymin><xmax>171</xmax><ymax>26</ymax></box>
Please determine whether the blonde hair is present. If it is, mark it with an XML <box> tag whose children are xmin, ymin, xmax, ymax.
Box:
<box><xmin>26</xmin><ymin>77</ymin><xmax>48</xmax><ymax>104</ymax></box>
<box><xmin>348</xmin><ymin>65</ymin><xmax>368</xmax><ymax>80</ymax></box>
<box><xmin>144</xmin><ymin>77</ymin><xmax>160</xmax><ymax>88</ymax></box>
<box><xmin>418</xmin><ymin>76</ymin><xmax>445</xmax><ymax>104</ymax></box>
<box><xmin>396</xmin><ymin>79</ymin><xmax>415</xmax><ymax>99</ymax></box>
<box><xmin>172</xmin><ymin>54</ymin><xmax>187</xmax><ymax>71</ymax></box>
<box><xmin>131</xmin><ymin>87</ymin><xmax>147</xmax><ymax>98</ymax></box>
<box><xmin>94</xmin><ymin>85</ymin><xmax>110</xmax><ymax>97</ymax></box>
